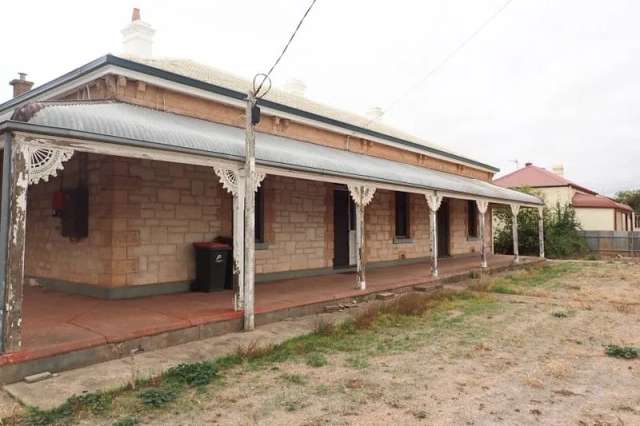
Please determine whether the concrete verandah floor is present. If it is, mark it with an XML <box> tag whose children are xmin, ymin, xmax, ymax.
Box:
<box><xmin>4</xmin><ymin>254</ymin><xmax>540</xmax><ymax>368</ymax></box>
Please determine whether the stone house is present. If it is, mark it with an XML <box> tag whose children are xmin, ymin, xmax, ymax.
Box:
<box><xmin>0</xmin><ymin>10</ymin><xmax>542</xmax><ymax>375</ymax></box>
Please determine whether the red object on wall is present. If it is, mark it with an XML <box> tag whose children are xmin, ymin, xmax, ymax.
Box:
<box><xmin>52</xmin><ymin>191</ymin><xmax>64</xmax><ymax>216</ymax></box>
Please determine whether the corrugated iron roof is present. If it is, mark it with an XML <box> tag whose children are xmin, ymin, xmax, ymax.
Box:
<box><xmin>12</xmin><ymin>100</ymin><xmax>541</xmax><ymax>205</ymax></box>
<box><xmin>494</xmin><ymin>163</ymin><xmax>595</xmax><ymax>194</ymax></box>
<box><xmin>0</xmin><ymin>55</ymin><xmax>500</xmax><ymax>173</ymax></box>
<box><xmin>572</xmin><ymin>193</ymin><xmax>633</xmax><ymax>211</ymax></box>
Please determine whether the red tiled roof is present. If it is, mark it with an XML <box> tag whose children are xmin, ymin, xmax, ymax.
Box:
<box><xmin>572</xmin><ymin>192</ymin><xmax>633</xmax><ymax>211</ymax></box>
<box><xmin>494</xmin><ymin>163</ymin><xmax>595</xmax><ymax>194</ymax></box>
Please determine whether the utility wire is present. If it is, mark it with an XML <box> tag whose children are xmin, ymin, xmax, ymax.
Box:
<box><xmin>360</xmin><ymin>0</ymin><xmax>515</xmax><ymax>130</ymax></box>
<box><xmin>254</xmin><ymin>0</ymin><xmax>318</xmax><ymax>98</ymax></box>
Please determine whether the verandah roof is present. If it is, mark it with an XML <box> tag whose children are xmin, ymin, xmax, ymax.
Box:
<box><xmin>3</xmin><ymin>101</ymin><xmax>541</xmax><ymax>206</ymax></box>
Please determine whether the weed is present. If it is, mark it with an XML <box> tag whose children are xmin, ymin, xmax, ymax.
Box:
<box><xmin>314</xmin><ymin>320</ymin><xmax>336</xmax><ymax>336</ymax></box>
<box><xmin>165</xmin><ymin>361</ymin><xmax>218</xmax><ymax>386</ymax></box>
<box><xmin>24</xmin><ymin>403</ymin><xmax>73</xmax><ymax>426</ymax></box>
<box><xmin>413</xmin><ymin>410</ymin><xmax>428</xmax><ymax>419</ymax></box>
<box><xmin>236</xmin><ymin>341</ymin><xmax>277</xmax><ymax>361</ymax></box>
<box><xmin>139</xmin><ymin>387</ymin><xmax>178</xmax><ymax>408</ymax></box>
<box><xmin>280</xmin><ymin>373</ymin><xmax>307</xmax><ymax>385</ymax></box>
<box><xmin>345</xmin><ymin>355</ymin><xmax>369</xmax><ymax>369</ymax></box>
<box><xmin>306</xmin><ymin>352</ymin><xmax>328</xmax><ymax>367</ymax></box>
<box><xmin>24</xmin><ymin>391</ymin><xmax>114</xmax><ymax>425</ymax></box>
<box><xmin>113</xmin><ymin>417</ymin><xmax>140</xmax><ymax>426</ymax></box>
<box><xmin>353</xmin><ymin>305</ymin><xmax>380</xmax><ymax>329</ymax></box>
<box><xmin>605</xmin><ymin>345</ymin><xmax>639</xmax><ymax>359</ymax></box>
<box><xmin>552</xmin><ymin>311</ymin><xmax>569</xmax><ymax>318</ymax></box>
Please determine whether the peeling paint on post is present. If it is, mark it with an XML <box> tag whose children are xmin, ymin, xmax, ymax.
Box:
<box><xmin>538</xmin><ymin>206</ymin><xmax>545</xmax><ymax>258</ymax></box>
<box><xmin>510</xmin><ymin>204</ymin><xmax>521</xmax><ymax>263</ymax></box>
<box><xmin>425</xmin><ymin>193</ymin><xmax>443</xmax><ymax>277</ymax></box>
<box><xmin>476</xmin><ymin>200</ymin><xmax>489</xmax><ymax>269</ymax></box>
<box><xmin>348</xmin><ymin>184</ymin><xmax>376</xmax><ymax>290</ymax></box>
<box><xmin>243</xmin><ymin>92</ymin><xmax>257</xmax><ymax>331</ymax></box>
<box><xmin>2</xmin><ymin>137</ymin><xmax>29</xmax><ymax>352</ymax></box>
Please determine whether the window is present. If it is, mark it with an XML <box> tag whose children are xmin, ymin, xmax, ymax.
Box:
<box><xmin>395</xmin><ymin>192</ymin><xmax>410</xmax><ymax>238</ymax></box>
<box><xmin>467</xmin><ymin>200</ymin><xmax>478</xmax><ymax>238</ymax></box>
<box><xmin>255</xmin><ymin>186</ymin><xmax>265</xmax><ymax>243</ymax></box>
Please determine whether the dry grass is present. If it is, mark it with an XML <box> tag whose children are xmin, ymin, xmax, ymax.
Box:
<box><xmin>235</xmin><ymin>340</ymin><xmax>276</xmax><ymax>361</ymax></box>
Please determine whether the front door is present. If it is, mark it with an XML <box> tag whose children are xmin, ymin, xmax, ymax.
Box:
<box><xmin>437</xmin><ymin>198</ymin><xmax>450</xmax><ymax>257</ymax></box>
<box><xmin>333</xmin><ymin>189</ymin><xmax>356</xmax><ymax>268</ymax></box>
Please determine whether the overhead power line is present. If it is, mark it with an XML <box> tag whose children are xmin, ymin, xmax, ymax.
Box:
<box><xmin>362</xmin><ymin>0</ymin><xmax>515</xmax><ymax>130</ymax></box>
<box><xmin>254</xmin><ymin>0</ymin><xmax>318</xmax><ymax>98</ymax></box>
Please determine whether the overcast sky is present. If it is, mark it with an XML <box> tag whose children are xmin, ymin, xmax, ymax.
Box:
<box><xmin>1</xmin><ymin>0</ymin><xmax>638</xmax><ymax>195</ymax></box>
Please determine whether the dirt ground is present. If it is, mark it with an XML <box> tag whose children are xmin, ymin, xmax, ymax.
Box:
<box><xmin>104</xmin><ymin>261</ymin><xmax>640</xmax><ymax>425</ymax></box>
<box><xmin>5</xmin><ymin>260</ymin><xmax>640</xmax><ymax>425</ymax></box>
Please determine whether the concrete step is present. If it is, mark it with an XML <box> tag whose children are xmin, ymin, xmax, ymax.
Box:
<box><xmin>413</xmin><ymin>284</ymin><xmax>442</xmax><ymax>293</ymax></box>
<box><xmin>376</xmin><ymin>292</ymin><xmax>396</xmax><ymax>301</ymax></box>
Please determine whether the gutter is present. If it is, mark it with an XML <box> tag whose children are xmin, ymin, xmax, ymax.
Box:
<box><xmin>0</xmin><ymin>121</ymin><xmax>541</xmax><ymax>207</ymax></box>
<box><xmin>0</xmin><ymin>55</ymin><xmax>499</xmax><ymax>173</ymax></box>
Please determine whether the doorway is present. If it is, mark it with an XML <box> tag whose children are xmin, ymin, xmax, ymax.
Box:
<box><xmin>333</xmin><ymin>189</ymin><xmax>356</xmax><ymax>268</ymax></box>
<box><xmin>437</xmin><ymin>198</ymin><xmax>450</xmax><ymax>257</ymax></box>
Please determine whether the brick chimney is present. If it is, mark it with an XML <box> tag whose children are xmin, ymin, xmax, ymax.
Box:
<box><xmin>121</xmin><ymin>8</ymin><xmax>155</xmax><ymax>57</ymax></box>
<box><xmin>552</xmin><ymin>164</ymin><xmax>564</xmax><ymax>176</ymax></box>
<box><xmin>9</xmin><ymin>73</ymin><xmax>34</xmax><ymax>98</ymax></box>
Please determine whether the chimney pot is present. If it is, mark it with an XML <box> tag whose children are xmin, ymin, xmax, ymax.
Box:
<box><xmin>283</xmin><ymin>78</ymin><xmax>306</xmax><ymax>97</ymax></box>
<box><xmin>365</xmin><ymin>106</ymin><xmax>384</xmax><ymax>122</ymax></box>
<box><xmin>552</xmin><ymin>164</ymin><xmax>564</xmax><ymax>176</ymax></box>
<box><xmin>9</xmin><ymin>73</ymin><xmax>34</xmax><ymax>98</ymax></box>
<box><xmin>121</xmin><ymin>8</ymin><xmax>155</xmax><ymax>57</ymax></box>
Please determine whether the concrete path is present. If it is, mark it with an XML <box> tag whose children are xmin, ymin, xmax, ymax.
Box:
<box><xmin>3</xmin><ymin>308</ymin><xmax>357</xmax><ymax>411</ymax></box>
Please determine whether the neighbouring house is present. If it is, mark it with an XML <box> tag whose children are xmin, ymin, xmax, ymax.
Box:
<box><xmin>0</xmin><ymin>9</ymin><xmax>543</xmax><ymax>381</ymax></box>
<box><xmin>494</xmin><ymin>163</ymin><xmax>635</xmax><ymax>232</ymax></box>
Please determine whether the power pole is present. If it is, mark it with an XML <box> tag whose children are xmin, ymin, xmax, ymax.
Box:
<box><xmin>243</xmin><ymin>90</ymin><xmax>258</xmax><ymax>331</ymax></box>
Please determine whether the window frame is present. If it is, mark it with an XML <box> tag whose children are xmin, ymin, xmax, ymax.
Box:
<box><xmin>467</xmin><ymin>200</ymin><xmax>479</xmax><ymax>239</ymax></box>
<box><xmin>394</xmin><ymin>191</ymin><xmax>411</xmax><ymax>239</ymax></box>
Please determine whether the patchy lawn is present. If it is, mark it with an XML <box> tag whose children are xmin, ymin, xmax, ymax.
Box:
<box><xmin>4</xmin><ymin>260</ymin><xmax>640</xmax><ymax>425</ymax></box>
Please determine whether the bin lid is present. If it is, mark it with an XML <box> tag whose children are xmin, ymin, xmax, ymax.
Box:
<box><xmin>193</xmin><ymin>242</ymin><xmax>231</xmax><ymax>250</ymax></box>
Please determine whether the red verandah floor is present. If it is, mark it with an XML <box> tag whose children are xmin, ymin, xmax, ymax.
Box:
<box><xmin>7</xmin><ymin>254</ymin><xmax>538</xmax><ymax>364</ymax></box>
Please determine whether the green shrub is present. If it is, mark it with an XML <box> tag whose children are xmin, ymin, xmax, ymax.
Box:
<box><xmin>494</xmin><ymin>192</ymin><xmax>588</xmax><ymax>259</ymax></box>
<box><xmin>305</xmin><ymin>352</ymin><xmax>328</xmax><ymax>367</ymax></box>
<box><xmin>113</xmin><ymin>417</ymin><xmax>140</xmax><ymax>426</ymax></box>
<box><xmin>605</xmin><ymin>344</ymin><xmax>639</xmax><ymax>359</ymax></box>
<box><xmin>165</xmin><ymin>361</ymin><xmax>218</xmax><ymax>386</ymax></box>
<box><xmin>139</xmin><ymin>387</ymin><xmax>177</xmax><ymax>408</ymax></box>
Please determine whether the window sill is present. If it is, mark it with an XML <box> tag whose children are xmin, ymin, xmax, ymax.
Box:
<box><xmin>393</xmin><ymin>237</ymin><xmax>415</xmax><ymax>245</ymax></box>
<box><xmin>467</xmin><ymin>236</ymin><xmax>480</xmax><ymax>241</ymax></box>
<box><xmin>255</xmin><ymin>242</ymin><xmax>269</xmax><ymax>250</ymax></box>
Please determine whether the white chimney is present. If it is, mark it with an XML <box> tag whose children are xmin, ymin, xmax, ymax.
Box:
<box><xmin>121</xmin><ymin>8</ymin><xmax>155</xmax><ymax>57</ymax></box>
<box><xmin>283</xmin><ymin>78</ymin><xmax>306</xmax><ymax>97</ymax></box>
<box><xmin>552</xmin><ymin>164</ymin><xmax>564</xmax><ymax>176</ymax></box>
<box><xmin>365</xmin><ymin>106</ymin><xmax>384</xmax><ymax>122</ymax></box>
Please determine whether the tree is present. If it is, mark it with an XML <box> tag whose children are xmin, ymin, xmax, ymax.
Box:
<box><xmin>615</xmin><ymin>190</ymin><xmax>640</xmax><ymax>213</ymax></box>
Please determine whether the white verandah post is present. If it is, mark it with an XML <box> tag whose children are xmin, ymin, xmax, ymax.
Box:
<box><xmin>425</xmin><ymin>193</ymin><xmax>443</xmax><ymax>277</ymax></box>
<box><xmin>348</xmin><ymin>184</ymin><xmax>376</xmax><ymax>290</ymax></box>
<box><xmin>476</xmin><ymin>200</ymin><xmax>489</xmax><ymax>269</ymax></box>
<box><xmin>0</xmin><ymin>137</ymin><xmax>73</xmax><ymax>353</ymax></box>
<box><xmin>510</xmin><ymin>204</ymin><xmax>521</xmax><ymax>263</ymax></box>
<box><xmin>243</xmin><ymin>91</ymin><xmax>257</xmax><ymax>331</ymax></box>
<box><xmin>538</xmin><ymin>206</ymin><xmax>545</xmax><ymax>258</ymax></box>
<box><xmin>213</xmin><ymin>167</ymin><xmax>246</xmax><ymax>312</ymax></box>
